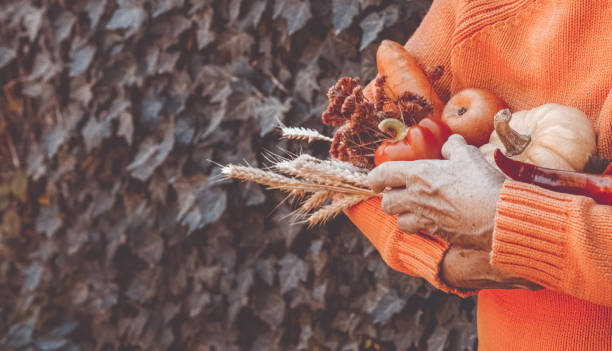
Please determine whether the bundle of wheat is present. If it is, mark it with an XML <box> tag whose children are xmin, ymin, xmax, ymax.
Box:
<box><xmin>221</xmin><ymin>150</ymin><xmax>378</xmax><ymax>226</ymax></box>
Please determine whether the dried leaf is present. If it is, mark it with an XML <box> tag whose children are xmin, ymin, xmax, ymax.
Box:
<box><xmin>54</xmin><ymin>11</ymin><xmax>75</xmax><ymax>43</ymax></box>
<box><xmin>370</xmin><ymin>292</ymin><xmax>406</xmax><ymax>324</ymax></box>
<box><xmin>256</xmin><ymin>97</ymin><xmax>292</xmax><ymax>136</ymax></box>
<box><xmin>34</xmin><ymin>337</ymin><xmax>67</xmax><ymax>351</ymax></box>
<box><xmin>106</xmin><ymin>7</ymin><xmax>146</xmax><ymax>34</ymax></box>
<box><xmin>86</xmin><ymin>0</ymin><xmax>107</xmax><ymax>28</ymax></box>
<box><xmin>70</xmin><ymin>46</ymin><xmax>96</xmax><ymax>77</ymax></box>
<box><xmin>0</xmin><ymin>47</ymin><xmax>16</xmax><ymax>69</ymax></box>
<box><xmin>227</xmin><ymin>0</ymin><xmax>242</xmax><ymax>22</ymax></box>
<box><xmin>274</xmin><ymin>0</ymin><xmax>312</xmax><ymax>35</ymax></box>
<box><xmin>126</xmin><ymin>269</ymin><xmax>159</xmax><ymax>303</ymax></box>
<box><xmin>225</xmin><ymin>93</ymin><xmax>261</xmax><ymax>121</ymax></box>
<box><xmin>240</xmin><ymin>1</ymin><xmax>267</xmax><ymax>30</ymax></box>
<box><xmin>42</xmin><ymin>125</ymin><xmax>71</xmax><ymax>158</ymax></box>
<box><xmin>7</xmin><ymin>316</ymin><xmax>37</xmax><ymax>348</ymax></box>
<box><xmin>188</xmin><ymin>290</ymin><xmax>211</xmax><ymax>317</ymax></box>
<box><xmin>427</xmin><ymin>326</ymin><xmax>450</xmax><ymax>351</ymax></box>
<box><xmin>29</xmin><ymin>52</ymin><xmax>61</xmax><ymax>82</ymax></box>
<box><xmin>278</xmin><ymin>253</ymin><xmax>309</xmax><ymax>294</ymax></box>
<box><xmin>255</xmin><ymin>258</ymin><xmax>276</xmax><ymax>286</ymax></box>
<box><xmin>241</xmin><ymin>181</ymin><xmax>266</xmax><ymax>206</ymax></box>
<box><xmin>49</xmin><ymin>320</ymin><xmax>78</xmax><ymax>337</ymax></box>
<box><xmin>381</xmin><ymin>4</ymin><xmax>400</xmax><ymax>28</ymax></box>
<box><xmin>359</xmin><ymin>0</ymin><xmax>381</xmax><ymax>10</ymax></box>
<box><xmin>251</xmin><ymin>330</ymin><xmax>282</xmax><ymax>351</ymax></box>
<box><xmin>141</xmin><ymin>96</ymin><xmax>165</xmax><ymax>128</ymax></box>
<box><xmin>151</xmin><ymin>0</ymin><xmax>185</xmax><ymax>18</ymax></box>
<box><xmin>359</xmin><ymin>12</ymin><xmax>384</xmax><ymax>50</ymax></box>
<box><xmin>127</xmin><ymin>120</ymin><xmax>175</xmax><ymax>181</ymax></box>
<box><xmin>118</xmin><ymin>112</ymin><xmax>134</xmax><ymax>144</ymax></box>
<box><xmin>25</xmin><ymin>262</ymin><xmax>44</xmax><ymax>291</ymax></box>
<box><xmin>36</xmin><ymin>204</ymin><xmax>63</xmax><ymax>238</ymax></box>
<box><xmin>253</xmin><ymin>289</ymin><xmax>286</xmax><ymax>329</ymax></box>
<box><xmin>332</xmin><ymin>0</ymin><xmax>359</xmax><ymax>34</ymax></box>
<box><xmin>196</xmin><ymin>8</ymin><xmax>215</xmax><ymax>50</ymax></box>
<box><xmin>294</xmin><ymin>62</ymin><xmax>320</xmax><ymax>102</ymax></box>
<box><xmin>219</xmin><ymin>30</ymin><xmax>255</xmax><ymax>59</ymax></box>
<box><xmin>132</xmin><ymin>231</ymin><xmax>164</xmax><ymax>265</ymax></box>
<box><xmin>23</xmin><ymin>6</ymin><xmax>44</xmax><ymax>42</ymax></box>
<box><xmin>82</xmin><ymin>116</ymin><xmax>111</xmax><ymax>152</ymax></box>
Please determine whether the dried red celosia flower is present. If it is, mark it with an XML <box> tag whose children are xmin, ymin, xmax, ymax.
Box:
<box><xmin>322</xmin><ymin>75</ymin><xmax>436</xmax><ymax>169</ymax></box>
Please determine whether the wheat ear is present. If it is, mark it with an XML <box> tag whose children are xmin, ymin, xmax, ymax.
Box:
<box><xmin>222</xmin><ymin>165</ymin><xmax>304</xmax><ymax>188</ymax></box>
<box><xmin>298</xmin><ymin>191</ymin><xmax>332</xmax><ymax>213</ymax></box>
<box><xmin>280</xmin><ymin>126</ymin><xmax>333</xmax><ymax>143</ymax></box>
<box><xmin>222</xmin><ymin>164</ymin><xmax>378</xmax><ymax>198</ymax></box>
<box><xmin>299</xmin><ymin>157</ymin><xmax>370</xmax><ymax>188</ymax></box>
<box><xmin>276</xmin><ymin>156</ymin><xmax>369</xmax><ymax>188</ymax></box>
<box><xmin>307</xmin><ymin>195</ymin><xmax>369</xmax><ymax>227</ymax></box>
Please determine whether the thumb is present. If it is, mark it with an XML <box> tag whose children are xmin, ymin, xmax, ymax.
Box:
<box><xmin>441</xmin><ymin>134</ymin><xmax>471</xmax><ymax>160</ymax></box>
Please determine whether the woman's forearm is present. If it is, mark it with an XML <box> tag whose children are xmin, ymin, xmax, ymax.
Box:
<box><xmin>492</xmin><ymin>180</ymin><xmax>612</xmax><ymax>306</ymax></box>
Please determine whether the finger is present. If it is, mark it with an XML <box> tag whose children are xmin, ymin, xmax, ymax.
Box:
<box><xmin>441</xmin><ymin>134</ymin><xmax>470</xmax><ymax>160</ymax></box>
<box><xmin>368</xmin><ymin>159</ymin><xmax>442</xmax><ymax>193</ymax></box>
<box><xmin>380</xmin><ymin>189</ymin><xmax>412</xmax><ymax>215</ymax></box>
<box><xmin>367</xmin><ymin>161</ymin><xmax>412</xmax><ymax>192</ymax></box>
<box><xmin>397</xmin><ymin>212</ymin><xmax>441</xmax><ymax>235</ymax></box>
<box><xmin>396</xmin><ymin>212</ymin><xmax>422</xmax><ymax>234</ymax></box>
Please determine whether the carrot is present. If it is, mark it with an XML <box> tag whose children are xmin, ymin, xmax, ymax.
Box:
<box><xmin>376</xmin><ymin>40</ymin><xmax>444</xmax><ymax>118</ymax></box>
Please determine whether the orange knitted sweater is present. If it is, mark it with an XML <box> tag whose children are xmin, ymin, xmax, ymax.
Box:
<box><xmin>346</xmin><ymin>0</ymin><xmax>612</xmax><ymax>349</ymax></box>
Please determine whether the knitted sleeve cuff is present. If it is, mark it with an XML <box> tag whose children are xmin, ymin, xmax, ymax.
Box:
<box><xmin>345</xmin><ymin>197</ymin><xmax>475</xmax><ymax>298</ymax></box>
<box><xmin>491</xmin><ymin>180</ymin><xmax>575</xmax><ymax>288</ymax></box>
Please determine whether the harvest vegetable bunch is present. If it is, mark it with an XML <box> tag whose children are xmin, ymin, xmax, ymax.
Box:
<box><xmin>222</xmin><ymin>39</ymin><xmax>612</xmax><ymax>226</ymax></box>
<box><xmin>221</xmin><ymin>40</ymin><xmax>447</xmax><ymax>225</ymax></box>
<box><xmin>324</xmin><ymin>40</ymin><xmax>453</xmax><ymax>169</ymax></box>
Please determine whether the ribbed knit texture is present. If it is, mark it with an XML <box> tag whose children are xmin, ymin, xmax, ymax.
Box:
<box><xmin>493</xmin><ymin>181</ymin><xmax>612</xmax><ymax>308</ymax></box>
<box><xmin>347</xmin><ymin>0</ymin><xmax>612</xmax><ymax>349</ymax></box>
<box><xmin>344</xmin><ymin>198</ymin><xmax>474</xmax><ymax>298</ymax></box>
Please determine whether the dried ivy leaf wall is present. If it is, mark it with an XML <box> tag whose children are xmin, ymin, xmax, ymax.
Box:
<box><xmin>0</xmin><ymin>0</ymin><xmax>477</xmax><ymax>350</ymax></box>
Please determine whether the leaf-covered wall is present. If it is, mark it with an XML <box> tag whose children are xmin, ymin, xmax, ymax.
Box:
<box><xmin>0</xmin><ymin>0</ymin><xmax>477</xmax><ymax>350</ymax></box>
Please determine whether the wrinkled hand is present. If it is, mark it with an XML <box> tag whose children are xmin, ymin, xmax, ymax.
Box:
<box><xmin>368</xmin><ymin>134</ymin><xmax>541</xmax><ymax>290</ymax></box>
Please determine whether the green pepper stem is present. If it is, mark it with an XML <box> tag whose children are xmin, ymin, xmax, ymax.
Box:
<box><xmin>494</xmin><ymin>109</ymin><xmax>531</xmax><ymax>157</ymax></box>
<box><xmin>378</xmin><ymin>118</ymin><xmax>408</xmax><ymax>143</ymax></box>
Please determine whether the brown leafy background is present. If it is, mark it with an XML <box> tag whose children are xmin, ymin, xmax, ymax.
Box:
<box><xmin>0</xmin><ymin>0</ymin><xmax>477</xmax><ymax>350</ymax></box>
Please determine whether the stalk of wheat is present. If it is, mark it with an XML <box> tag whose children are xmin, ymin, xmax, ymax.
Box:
<box><xmin>221</xmin><ymin>154</ymin><xmax>379</xmax><ymax>226</ymax></box>
<box><xmin>280</xmin><ymin>126</ymin><xmax>333</xmax><ymax>143</ymax></box>
<box><xmin>306</xmin><ymin>194</ymin><xmax>370</xmax><ymax>227</ymax></box>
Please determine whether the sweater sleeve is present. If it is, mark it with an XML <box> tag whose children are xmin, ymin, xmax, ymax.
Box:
<box><xmin>345</xmin><ymin>198</ymin><xmax>474</xmax><ymax>297</ymax></box>
<box><xmin>492</xmin><ymin>180</ymin><xmax>612</xmax><ymax>306</ymax></box>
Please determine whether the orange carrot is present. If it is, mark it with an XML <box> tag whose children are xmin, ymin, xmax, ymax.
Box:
<box><xmin>376</xmin><ymin>40</ymin><xmax>444</xmax><ymax>118</ymax></box>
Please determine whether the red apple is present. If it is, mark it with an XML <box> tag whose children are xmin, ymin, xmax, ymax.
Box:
<box><xmin>442</xmin><ymin>88</ymin><xmax>508</xmax><ymax>146</ymax></box>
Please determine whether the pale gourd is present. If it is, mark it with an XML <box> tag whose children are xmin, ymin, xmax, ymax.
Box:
<box><xmin>480</xmin><ymin>104</ymin><xmax>596</xmax><ymax>172</ymax></box>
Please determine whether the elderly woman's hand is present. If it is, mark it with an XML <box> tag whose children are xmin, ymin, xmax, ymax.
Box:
<box><xmin>368</xmin><ymin>134</ymin><xmax>541</xmax><ymax>290</ymax></box>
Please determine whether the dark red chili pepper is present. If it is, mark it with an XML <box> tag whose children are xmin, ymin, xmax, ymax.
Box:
<box><xmin>494</xmin><ymin>149</ymin><xmax>612</xmax><ymax>205</ymax></box>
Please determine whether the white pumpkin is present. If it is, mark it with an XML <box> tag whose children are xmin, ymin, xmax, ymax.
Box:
<box><xmin>480</xmin><ymin>104</ymin><xmax>596</xmax><ymax>172</ymax></box>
